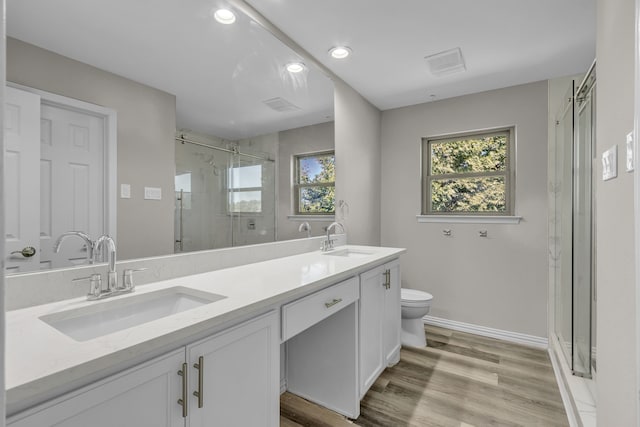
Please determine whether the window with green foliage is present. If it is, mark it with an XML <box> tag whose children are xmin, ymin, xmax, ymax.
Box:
<box><xmin>294</xmin><ymin>151</ymin><xmax>335</xmax><ymax>215</ymax></box>
<box><xmin>422</xmin><ymin>128</ymin><xmax>514</xmax><ymax>215</ymax></box>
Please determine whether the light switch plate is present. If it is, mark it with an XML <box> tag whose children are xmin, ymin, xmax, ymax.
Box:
<box><xmin>144</xmin><ymin>187</ymin><xmax>162</xmax><ymax>200</ymax></box>
<box><xmin>627</xmin><ymin>131</ymin><xmax>634</xmax><ymax>172</ymax></box>
<box><xmin>120</xmin><ymin>184</ymin><xmax>131</xmax><ymax>199</ymax></box>
<box><xmin>602</xmin><ymin>145</ymin><xmax>618</xmax><ymax>181</ymax></box>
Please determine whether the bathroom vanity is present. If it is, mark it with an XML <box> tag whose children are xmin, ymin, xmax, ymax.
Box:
<box><xmin>6</xmin><ymin>245</ymin><xmax>404</xmax><ymax>426</ymax></box>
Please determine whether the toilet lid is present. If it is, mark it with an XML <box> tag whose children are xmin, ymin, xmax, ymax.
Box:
<box><xmin>401</xmin><ymin>288</ymin><xmax>433</xmax><ymax>302</ymax></box>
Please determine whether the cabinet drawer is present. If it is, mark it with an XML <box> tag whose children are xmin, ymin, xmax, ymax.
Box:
<box><xmin>282</xmin><ymin>277</ymin><xmax>359</xmax><ymax>341</ymax></box>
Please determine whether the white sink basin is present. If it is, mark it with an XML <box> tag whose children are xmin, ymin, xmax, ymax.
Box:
<box><xmin>323</xmin><ymin>249</ymin><xmax>374</xmax><ymax>258</ymax></box>
<box><xmin>40</xmin><ymin>286</ymin><xmax>227</xmax><ymax>342</ymax></box>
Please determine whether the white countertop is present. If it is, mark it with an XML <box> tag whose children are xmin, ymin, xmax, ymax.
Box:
<box><xmin>6</xmin><ymin>245</ymin><xmax>405</xmax><ymax>415</ymax></box>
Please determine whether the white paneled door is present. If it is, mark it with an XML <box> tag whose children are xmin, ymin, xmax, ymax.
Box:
<box><xmin>40</xmin><ymin>103</ymin><xmax>105</xmax><ymax>268</ymax></box>
<box><xmin>5</xmin><ymin>86</ymin><xmax>41</xmax><ymax>273</ymax></box>
<box><xmin>4</xmin><ymin>86</ymin><xmax>107</xmax><ymax>273</ymax></box>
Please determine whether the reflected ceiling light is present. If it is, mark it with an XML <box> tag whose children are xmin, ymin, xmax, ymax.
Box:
<box><xmin>213</xmin><ymin>8</ymin><xmax>236</xmax><ymax>24</ymax></box>
<box><xmin>286</xmin><ymin>62</ymin><xmax>306</xmax><ymax>73</ymax></box>
<box><xmin>329</xmin><ymin>46</ymin><xmax>352</xmax><ymax>59</ymax></box>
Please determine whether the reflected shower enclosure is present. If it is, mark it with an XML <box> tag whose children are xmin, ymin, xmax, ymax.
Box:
<box><xmin>174</xmin><ymin>136</ymin><xmax>276</xmax><ymax>252</ymax></box>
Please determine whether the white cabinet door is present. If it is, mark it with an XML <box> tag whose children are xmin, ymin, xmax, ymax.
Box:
<box><xmin>382</xmin><ymin>259</ymin><xmax>401</xmax><ymax>365</ymax></box>
<box><xmin>359</xmin><ymin>259</ymin><xmax>402</xmax><ymax>398</ymax></box>
<box><xmin>359</xmin><ymin>264</ymin><xmax>385</xmax><ymax>398</ymax></box>
<box><xmin>8</xmin><ymin>349</ymin><xmax>185</xmax><ymax>427</ymax></box>
<box><xmin>186</xmin><ymin>311</ymin><xmax>279</xmax><ymax>427</ymax></box>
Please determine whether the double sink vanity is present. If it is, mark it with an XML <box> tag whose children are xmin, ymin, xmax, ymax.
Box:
<box><xmin>6</xmin><ymin>243</ymin><xmax>405</xmax><ymax>426</ymax></box>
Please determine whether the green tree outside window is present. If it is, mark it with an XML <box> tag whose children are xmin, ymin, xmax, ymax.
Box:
<box><xmin>423</xmin><ymin>130</ymin><xmax>513</xmax><ymax>215</ymax></box>
<box><xmin>295</xmin><ymin>152</ymin><xmax>335</xmax><ymax>214</ymax></box>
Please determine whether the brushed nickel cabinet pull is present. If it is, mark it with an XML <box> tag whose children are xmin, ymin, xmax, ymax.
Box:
<box><xmin>193</xmin><ymin>356</ymin><xmax>204</xmax><ymax>408</ymax></box>
<box><xmin>325</xmin><ymin>298</ymin><xmax>343</xmax><ymax>308</ymax></box>
<box><xmin>178</xmin><ymin>363</ymin><xmax>188</xmax><ymax>418</ymax></box>
<box><xmin>382</xmin><ymin>269</ymin><xmax>391</xmax><ymax>289</ymax></box>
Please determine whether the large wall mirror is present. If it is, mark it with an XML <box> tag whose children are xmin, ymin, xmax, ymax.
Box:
<box><xmin>5</xmin><ymin>0</ymin><xmax>335</xmax><ymax>274</ymax></box>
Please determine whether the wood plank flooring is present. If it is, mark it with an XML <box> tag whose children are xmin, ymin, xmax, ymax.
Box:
<box><xmin>280</xmin><ymin>325</ymin><xmax>569</xmax><ymax>427</ymax></box>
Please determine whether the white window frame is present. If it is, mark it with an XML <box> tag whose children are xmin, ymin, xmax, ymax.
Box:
<box><xmin>293</xmin><ymin>150</ymin><xmax>335</xmax><ymax>215</ymax></box>
<box><xmin>421</xmin><ymin>127</ymin><xmax>515</xmax><ymax>216</ymax></box>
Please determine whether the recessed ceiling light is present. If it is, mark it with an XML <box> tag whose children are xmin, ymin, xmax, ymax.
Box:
<box><xmin>213</xmin><ymin>8</ymin><xmax>236</xmax><ymax>24</ymax></box>
<box><xmin>286</xmin><ymin>62</ymin><xmax>306</xmax><ymax>73</ymax></box>
<box><xmin>329</xmin><ymin>46</ymin><xmax>352</xmax><ymax>59</ymax></box>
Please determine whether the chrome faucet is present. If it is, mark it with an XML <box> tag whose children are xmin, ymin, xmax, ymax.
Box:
<box><xmin>53</xmin><ymin>231</ymin><xmax>95</xmax><ymax>264</ymax></box>
<box><xmin>298</xmin><ymin>221</ymin><xmax>312</xmax><ymax>238</ymax></box>
<box><xmin>74</xmin><ymin>235</ymin><xmax>143</xmax><ymax>300</ymax></box>
<box><xmin>322</xmin><ymin>222</ymin><xmax>345</xmax><ymax>251</ymax></box>
<box><xmin>95</xmin><ymin>235</ymin><xmax>117</xmax><ymax>292</ymax></box>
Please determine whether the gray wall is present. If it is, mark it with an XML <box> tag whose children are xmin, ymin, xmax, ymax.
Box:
<box><xmin>7</xmin><ymin>38</ymin><xmax>176</xmax><ymax>260</ymax></box>
<box><xmin>334</xmin><ymin>80</ymin><xmax>382</xmax><ymax>246</ymax></box>
<box><xmin>380</xmin><ymin>81</ymin><xmax>549</xmax><ymax>338</ymax></box>
<box><xmin>595</xmin><ymin>0</ymin><xmax>637</xmax><ymax>424</ymax></box>
<box><xmin>277</xmin><ymin>121</ymin><xmax>335</xmax><ymax>241</ymax></box>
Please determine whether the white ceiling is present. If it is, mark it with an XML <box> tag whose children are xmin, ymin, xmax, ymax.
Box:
<box><xmin>247</xmin><ymin>0</ymin><xmax>596</xmax><ymax>110</ymax></box>
<box><xmin>6</xmin><ymin>0</ymin><xmax>334</xmax><ymax>140</ymax></box>
<box><xmin>7</xmin><ymin>0</ymin><xmax>596</xmax><ymax>139</ymax></box>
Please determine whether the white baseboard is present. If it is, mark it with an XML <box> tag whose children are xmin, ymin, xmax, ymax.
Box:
<box><xmin>423</xmin><ymin>315</ymin><xmax>548</xmax><ymax>349</ymax></box>
<box><xmin>280</xmin><ymin>378</ymin><xmax>287</xmax><ymax>395</ymax></box>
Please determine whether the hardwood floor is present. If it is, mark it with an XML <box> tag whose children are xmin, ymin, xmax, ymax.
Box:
<box><xmin>280</xmin><ymin>325</ymin><xmax>569</xmax><ymax>427</ymax></box>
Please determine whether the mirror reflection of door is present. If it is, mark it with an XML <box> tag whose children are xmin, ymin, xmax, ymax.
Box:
<box><xmin>4</xmin><ymin>85</ymin><xmax>109</xmax><ymax>273</ymax></box>
<box><xmin>5</xmin><ymin>86</ymin><xmax>40</xmax><ymax>272</ymax></box>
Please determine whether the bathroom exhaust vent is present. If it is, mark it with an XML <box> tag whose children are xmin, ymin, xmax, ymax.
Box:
<box><xmin>424</xmin><ymin>47</ymin><xmax>466</xmax><ymax>76</ymax></box>
<box><xmin>263</xmin><ymin>97</ymin><xmax>301</xmax><ymax>112</ymax></box>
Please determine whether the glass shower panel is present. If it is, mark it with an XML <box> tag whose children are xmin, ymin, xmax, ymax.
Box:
<box><xmin>573</xmin><ymin>75</ymin><xmax>595</xmax><ymax>377</ymax></box>
<box><xmin>174</xmin><ymin>142</ymin><xmax>232</xmax><ymax>253</ymax></box>
<box><xmin>228</xmin><ymin>151</ymin><xmax>276</xmax><ymax>247</ymax></box>
<box><xmin>554</xmin><ymin>81</ymin><xmax>575</xmax><ymax>366</ymax></box>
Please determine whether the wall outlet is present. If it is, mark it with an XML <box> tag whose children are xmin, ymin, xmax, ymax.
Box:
<box><xmin>602</xmin><ymin>145</ymin><xmax>618</xmax><ymax>181</ymax></box>
<box><xmin>144</xmin><ymin>187</ymin><xmax>162</xmax><ymax>200</ymax></box>
<box><xmin>120</xmin><ymin>184</ymin><xmax>131</xmax><ymax>199</ymax></box>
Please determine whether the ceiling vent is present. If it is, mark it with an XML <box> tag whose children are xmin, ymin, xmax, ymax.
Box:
<box><xmin>424</xmin><ymin>47</ymin><xmax>466</xmax><ymax>76</ymax></box>
<box><xmin>263</xmin><ymin>97</ymin><xmax>301</xmax><ymax>112</ymax></box>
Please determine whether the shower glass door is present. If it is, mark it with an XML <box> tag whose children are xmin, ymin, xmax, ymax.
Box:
<box><xmin>175</xmin><ymin>139</ymin><xmax>276</xmax><ymax>253</ymax></box>
<box><xmin>554</xmin><ymin>81</ymin><xmax>575</xmax><ymax>365</ymax></box>
<box><xmin>227</xmin><ymin>151</ymin><xmax>276</xmax><ymax>247</ymax></box>
<box><xmin>552</xmin><ymin>67</ymin><xmax>596</xmax><ymax>379</ymax></box>
<box><xmin>175</xmin><ymin>141</ymin><xmax>233</xmax><ymax>252</ymax></box>
<box><xmin>573</xmin><ymin>70</ymin><xmax>596</xmax><ymax>377</ymax></box>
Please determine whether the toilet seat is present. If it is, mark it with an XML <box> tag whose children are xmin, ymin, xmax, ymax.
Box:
<box><xmin>401</xmin><ymin>288</ymin><xmax>433</xmax><ymax>304</ymax></box>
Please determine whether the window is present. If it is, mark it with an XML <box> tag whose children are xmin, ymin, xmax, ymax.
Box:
<box><xmin>228</xmin><ymin>164</ymin><xmax>262</xmax><ymax>213</ymax></box>
<box><xmin>294</xmin><ymin>151</ymin><xmax>335</xmax><ymax>215</ymax></box>
<box><xmin>422</xmin><ymin>128</ymin><xmax>514</xmax><ymax>215</ymax></box>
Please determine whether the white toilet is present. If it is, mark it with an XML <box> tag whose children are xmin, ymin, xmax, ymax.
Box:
<box><xmin>400</xmin><ymin>288</ymin><xmax>433</xmax><ymax>348</ymax></box>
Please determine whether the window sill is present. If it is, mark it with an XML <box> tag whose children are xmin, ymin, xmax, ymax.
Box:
<box><xmin>416</xmin><ymin>215</ymin><xmax>522</xmax><ymax>224</ymax></box>
<box><xmin>287</xmin><ymin>215</ymin><xmax>335</xmax><ymax>222</ymax></box>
